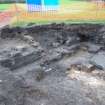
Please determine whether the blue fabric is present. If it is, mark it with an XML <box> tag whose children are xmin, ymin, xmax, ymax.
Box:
<box><xmin>27</xmin><ymin>0</ymin><xmax>59</xmax><ymax>5</ymax></box>
<box><xmin>44</xmin><ymin>0</ymin><xmax>59</xmax><ymax>5</ymax></box>
<box><xmin>27</xmin><ymin>0</ymin><xmax>41</xmax><ymax>5</ymax></box>
<box><xmin>26</xmin><ymin>0</ymin><xmax>59</xmax><ymax>11</ymax></box>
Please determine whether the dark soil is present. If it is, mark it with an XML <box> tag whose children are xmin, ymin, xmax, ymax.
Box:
<box><xmin>0</xmin><ymin>23</ymin><xmax>105</xmax><ymax>105</ymax></box>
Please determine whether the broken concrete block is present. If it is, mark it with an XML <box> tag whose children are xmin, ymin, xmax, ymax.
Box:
<box><xmin>21</xmin><ymin>35</ymin><xmax>34</xmax><ymax>43</ymax></box>
<box><xmin>45</xmin><ymin>50</ymin><xmax>62</xmax><ymax>62</ymax></box>
<box><xmin>55</xmin><ymin>45</ymin><xmax>79</xmax><ymax>56</ymax></box>
<box><xmin>87</xmin><ymin>43</ymin><xmax>101</xmax><ymax>53</ymax></box>
<box><xmin>55</xmin><ymin>47</ymin><xmax>70</xmax><ymax>55</ymax></box>
<box><xmin>82</xmin><ymin>63</ymin><xmax>95</xmax><ymax>72</ymax></box>
<box><xmin>80</xmin><ymin>46</ymin><xmax>88</xmax><ymax>51</ymax></box>
<box><xmin>90</xmin><ymin>52</ymin><xmax>105</xmax><ymax>70</ymax></box>
<box><xmin>0</xmin><ymin>45</ymin><xmax>43</xmax><ymax>70</ymax></box>
<box><xmin>52</xmin><ymin>42</ymin><xmax>60</xmax><ymax>48</ymax></box>
<box><xmin>65</xmin><ymin>37</ymin><xmax>80</xmax><ymax>46</ymax></box>
<box><xmin>69</xmin><ymin>63</ymin><xmax>95</xmax><ymax>73</ymax></box>
<box><xmin>30</xmin><ymin>41</ymin><xmax>40</xmax><ymax>47</ymax></box>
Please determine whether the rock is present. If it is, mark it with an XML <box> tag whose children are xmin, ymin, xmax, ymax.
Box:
<box><xmin>56</xmin><ymin>35</ymin><xmax>65</xmax><ymax>44</ymax></box>
<box><xmin>82</xmin><ymin>63</ymin><xmax>95</xmax><ymax>72</ymax></box>
<box><xmin>31</xmin><ymin>41</ymin><xmax>40</xmax><ymax>47</ymax></box>
<box><xmin>21</xmin><ymin>35</ymin><xmax>34</xmax><ymax>43</ymax></box>
<box><xmin>52</xmin><ymin>42</ymin><xmax>60</xmax><ymax>48</ymax></box>
<box><xmin>94</xmin><ymin>26</ymin><xmax>105</xmax><ymax>45</ymax></box>
<box><xmin>0</xmin><ymin>45</ymin><xmax>43</xmax><ymax>70</ymax></box>
<box><xmin>69</xmin><ymin>63</ymin><xmax>95</xmax><ymax>73</ymax></box>
<box><xmin>87</xmin><ymin>43</ymin><xmax>102</xmax><ymax>53</ymax></box>
<box><xmin>45</xmin><ymin>50</ymin><xmax>62</xmax><ymax>62</ymax></box>
<box><xmin>21</xmin><ymin>35</ymin><xmax>42</xmax><ymax>49</ymax></box>
<box><xmin>80</xmin><ymin>46</ymin><xmax>88</xmax><ymax>51</ymax></box>
<box><xmin>0</xmin><ymin>26</ymin><xmax>22</xmax><ymax>39</ymax></box>
<box><xmin>90</xmin><ymin>52</ymin><xmax>105</xmax><ymax>70</ymax></box>
<box><xmin>65</xmin><ymin>37</ymin><xmax>80</xmax><ymax>46</ymax></box>
<box><xmin>45</xmin><ymin>68</ymin><xmax>53</xmax><ymax>72</ymax></box>
<box><xmin>55</xmin><ymin>44</ymin><xmax>80</xmax><ymax>56</ymax></box>
<box><xmin>55</xmin><ymin>47</ymin><xmax>70</xmax><ymax>55</ymax></box>
<box><xmin>35</xmin><ymin>69</ymin><xmax>46</xmax><ymax>81</ymax></box>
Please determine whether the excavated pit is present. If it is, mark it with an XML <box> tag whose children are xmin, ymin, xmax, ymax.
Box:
<box><xmin>0</xmin><ymin>23</ymin><xmax>105</xmax><ymax>105</ymax></box>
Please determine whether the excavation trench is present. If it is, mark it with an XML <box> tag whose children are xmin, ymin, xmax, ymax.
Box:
<box><xmin>0</xmin><ymin>24</ymin><xmax>105</xmax><ymax>105</ymax></box>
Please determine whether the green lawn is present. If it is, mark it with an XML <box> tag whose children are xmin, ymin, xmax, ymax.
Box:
<box><xmin>61</xmin><ymin>0</ymin><xmax>83</xmax><ymax>5</ymax></box>
<box><xmin>0</xmin><ymin>4</ymin><xmax>11</xmax><ymax>11</ymax></box>
<box><xmin>12</xmin><ymin>19</ymin><xmax>105</xmax><ymax>27</ymax></box>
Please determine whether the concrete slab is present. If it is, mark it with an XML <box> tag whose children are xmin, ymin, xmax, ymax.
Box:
<box><xmin>90</xmin><ymin>52</ymin><xmax>105</xmax><ymax>70</ymax></box>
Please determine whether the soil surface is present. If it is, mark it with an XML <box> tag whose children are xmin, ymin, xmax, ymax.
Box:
<box><xmin>0</xmin><ymin>23</ymin><xmax>105</xmax><ymax>105</ymax></box>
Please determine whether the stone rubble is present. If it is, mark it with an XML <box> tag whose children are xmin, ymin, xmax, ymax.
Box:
<box><xmin>0</xmin><ymin>45</ymin><xmax>43</xmax><ymax>70</ymax></box>
<box><xmin>90</xmin><ymin>52</ymin><xmax>105</xmax><ymax>70</ymax></box>
<box><xmin>0</xmin><ymin>23</ymin><xmax>105</xmax><ymax>105</ymax></box>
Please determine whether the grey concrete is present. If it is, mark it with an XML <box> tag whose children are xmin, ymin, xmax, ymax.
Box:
<box><xmin>90</xmin><ymin>52</ymin><xmax>105</xmax><ymax>70</ymax></box>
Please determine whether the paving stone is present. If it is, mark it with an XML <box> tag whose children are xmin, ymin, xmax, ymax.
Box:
<box><xmin>90</xmin><ymin>52</ymin><xmax>105</xmax><ymax>70</ymax></box>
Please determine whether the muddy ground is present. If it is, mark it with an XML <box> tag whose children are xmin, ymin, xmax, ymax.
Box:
<box><xmin>0</xmin><ymin>23</ymin><xmax>105</xmax><ymax>105</ymax></box>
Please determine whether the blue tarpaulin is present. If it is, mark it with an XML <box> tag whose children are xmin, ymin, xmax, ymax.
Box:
<box><xmin>26</xmin><ymin>0</ymin><xmax>59</xmax><ymax>11</ymax></box>
<box><xmin>44</xmin><ymin>0</ymin><xmax>58</xmax><ymax>5</ymax></box>
<box><xmin>27</xmin><ymin>0</ymin><xmax>41</xmax><ymax>5</ymax></box>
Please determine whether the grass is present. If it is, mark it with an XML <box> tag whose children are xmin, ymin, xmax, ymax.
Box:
<box><xmin>11</xmin><ymin>19</ymin><xmax>105</xmax><ymax>27</ymax></box>
<box><xmin>0</xmin><ymin>4</ymin><xmax>11</xmax><ymax>11</ymax></box>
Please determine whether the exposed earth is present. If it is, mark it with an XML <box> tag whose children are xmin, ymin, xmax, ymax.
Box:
<box><xmin>0</xmin><ymin>23</ymin><xmax>105</xmax><ymax>105</ymax></box>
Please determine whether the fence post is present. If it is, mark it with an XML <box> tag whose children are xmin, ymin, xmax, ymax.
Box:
<box><xmin>15</xmin><ymin>0</ymin><xmax>19</xmax><ymax>24</ymax></box>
